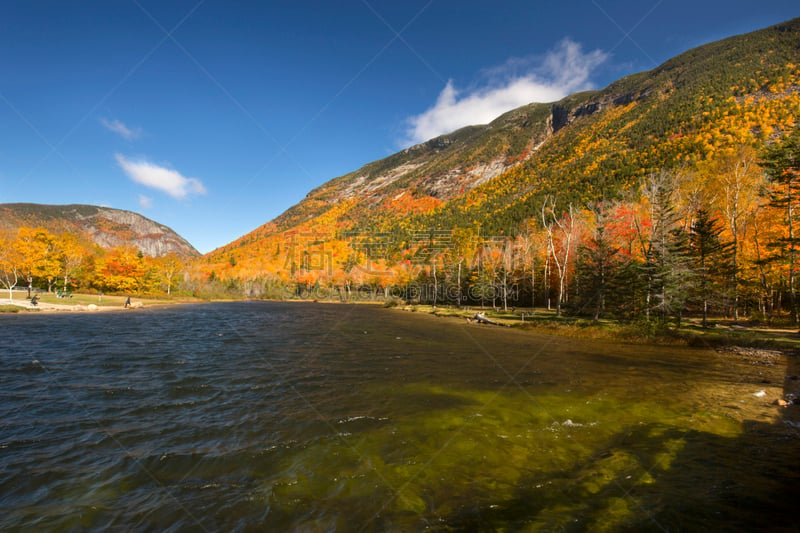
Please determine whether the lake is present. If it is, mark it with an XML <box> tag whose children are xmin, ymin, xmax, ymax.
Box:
<box><xmin>1</xmin><ymin>301</ymin><xmax>798</xmax><ymax>531</ymax></box>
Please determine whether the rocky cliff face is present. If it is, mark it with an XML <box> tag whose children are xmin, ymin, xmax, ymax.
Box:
<box><xmin>277</xmin><ymin>81</ymin><xmax>650</xmax><ymax>227</ymax></box>
<box><xmin>268</xmin><ymin>100</ymin><xmax>558</xmax><ymax>232</ymax></box>
<box><xmin>0</xmin><ymin>203</ymin><xmax>199</xmax><ymax>257</ymax></box>
<box><xmin>83</xmin><ymin>207</ymin><xmax>199</xmax><ymax>257</ymax></box>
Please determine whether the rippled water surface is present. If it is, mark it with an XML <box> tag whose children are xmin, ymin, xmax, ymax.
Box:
<box><xmin>1</xmin><ymin>301</ymin><xmax>799</xmax><ymax>531</ymax></box>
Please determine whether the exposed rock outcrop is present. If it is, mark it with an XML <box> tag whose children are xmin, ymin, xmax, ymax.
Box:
<box><xmin>0</xmin><ymin>203</ymin><xmax>199</xmax><ymax>257</ymax></box>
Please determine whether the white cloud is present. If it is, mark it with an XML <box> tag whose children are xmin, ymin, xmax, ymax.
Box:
<box><xmin>138</xmin><ymin>194</ymin><xmax>153</xmax><ymax>209</ymax></box>
<box><xmin>101</xmin><ymin>118</ymin><xmax>143</xmax><ymax>140</ymax></box>
<box><xmin>403</xmin><ymin>38</ymin><xmax>607</xmax><ymax>145</ymax></box>
<box><xmin>115</xmin><ymin>153</ymin><xmax>206</xmax><ymax>200</ymax></box>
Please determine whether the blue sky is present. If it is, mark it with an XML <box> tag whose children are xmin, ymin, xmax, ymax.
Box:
<box><xmin>0</xmin><ymin>1</ymin><xmax>797</xmax><ymax>254</ymax></box>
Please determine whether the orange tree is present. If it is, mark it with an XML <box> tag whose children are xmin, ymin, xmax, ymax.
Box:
<box><xmin>95</xmin><ymin>246</ymin><xmax>151</xmax><ymax>294</ymax></box>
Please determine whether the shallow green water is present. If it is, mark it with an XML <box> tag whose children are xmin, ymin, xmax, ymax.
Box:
<box><xmin>1</xmin><ymin>302</ymin><xmax>798</xmax><ymax>531</ymax></box>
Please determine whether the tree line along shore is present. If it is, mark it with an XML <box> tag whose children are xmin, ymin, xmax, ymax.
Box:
<box><xmin>3</xmin><ymin>132</ymin><xmax>800</xmax><ymax>338</ymax></box>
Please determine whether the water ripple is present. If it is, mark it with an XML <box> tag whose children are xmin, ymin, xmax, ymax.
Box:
<box><xmin>1</xmin><ymin>302</ymin><xmax>798</xmax><ymax>530</ymax></box>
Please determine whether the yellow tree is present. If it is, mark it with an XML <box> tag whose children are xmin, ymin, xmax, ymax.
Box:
<box><xmin>16</xmin><ymin>227</ymin><xmax>60</xmax><ymax>296</ymax></box>
<box><xmin>517</xmin><ymin>222</ymin><xmax>547</xmax><ymax>309</ymax></box>
<box><xmin>391</xmin><ymin>260</ymin><xmax>421</xmax><ymax>303</ymax></box>
<box><xmin>57</xmin><ymin>233</ymin><xmax>86</xmax><ymax>293</ymax></box>
<box><xmin>474</xmin><ymin>240</ymin><xmax>503</xmax><ymax>309</ymax></box>
<box><xmin>0</xmin><ymin>232</ymin><xmax>21</xmax><ymax>299</ymax></box>
<box><xmin>449</xmin><ymin>227</ymin><xmax>479</xmax><ymax>306</ymax></box>
<box><xmin>701</xmin><ymin>146</ymin><xmax>766</xmax><ymax>320</ymax></box>
<box><xmin>153</xmin><ymin>253</ymin><xmax>184</xmax><ymax>296</ymax></box>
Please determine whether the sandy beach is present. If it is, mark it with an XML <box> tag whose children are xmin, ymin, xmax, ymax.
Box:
<box><xmin>0</xmin><ymin>297</ymin><xmax>134</xmax><ymax>312</ymax></box>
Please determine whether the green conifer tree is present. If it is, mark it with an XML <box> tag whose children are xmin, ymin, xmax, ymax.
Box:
<box><xmin>762</xmin><ymin>126</ymin><xmax>800</xmax><ymax>324</ymax></box>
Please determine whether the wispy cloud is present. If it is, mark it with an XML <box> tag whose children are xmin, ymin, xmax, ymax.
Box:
<box><xmin>403</xmin><ymin>38</ymin><xmax>607</xmax><ymax>145</ymax></box>
<box><xmin>138</xmin><ymin>194</ymin><xmax>153</xmax><ymax>209</ymax></box>
<box><xmin>115</xmin><ymin>153</ymin><xmax>206</xmax><ymax>200</ymax></box>
<box><xmin>101</xmin><ymin>118</ymin><xmax>143</xmax><ymax>140</ymax></box>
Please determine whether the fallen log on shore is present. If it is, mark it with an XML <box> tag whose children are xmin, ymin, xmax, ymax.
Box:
<box><xmin>471</xmin><ymin>312</ymin><xmax>498</xmax><ymax>325</ymax></box>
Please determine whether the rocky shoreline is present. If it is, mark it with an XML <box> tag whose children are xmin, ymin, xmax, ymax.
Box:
<box><xmin>715</xmin><ymin>345</ymin><xmax>786</xmax><ymax>366</ymax></box>
<box><xmin>715</xmin><ymin>346</ymin><xmax>800</xmax><ymax>410</ymax></box>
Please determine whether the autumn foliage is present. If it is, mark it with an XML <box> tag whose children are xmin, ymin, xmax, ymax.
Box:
<box><xmin>6</xmin><ymin>19</ymin><xmax>800</xmax><ymax>323</ymax></box>
<box><xmin>0</xmin><ymin>227</ymin><xmax>187</xmax><ymax>298</ymax></box>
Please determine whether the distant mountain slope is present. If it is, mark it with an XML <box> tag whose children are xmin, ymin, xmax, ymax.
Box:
<box><xmin>0</xmin><ymin>203</ymin><xmax>199</xmax><ymax>257</ymax></box>
<box><xmin>205</xmin><ymin>17</ymin><xmax>800</xmax><ymax>272</ymax></box>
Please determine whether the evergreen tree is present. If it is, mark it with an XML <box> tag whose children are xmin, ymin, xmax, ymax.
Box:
<box><xmin>576</xmin><ymin>204</ymin><xmax>618</xmax><ymax>320</ymax></box>
<box><xmin>641</xmin><ymin>172</ymin><xmax>694</xmax><ymax>326</ymax></box>
<box><xmin>689</xmin><ymin>208</ymin><xmax>733</xmax><ymax>327</ymax></box>
<box><xmin>762</xmin><ymin>126</ymin><xmax>800</xmax><ymax>324</ymax></box>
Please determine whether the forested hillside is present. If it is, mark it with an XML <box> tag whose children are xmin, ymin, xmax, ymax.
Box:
<box><xmin>192</xmin><ymin>18</ymin><xmax>800</xmax><ymax>323</ymax></box>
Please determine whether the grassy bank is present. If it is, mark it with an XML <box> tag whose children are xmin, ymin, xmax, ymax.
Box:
<box><xmin>389</xmin><ymin>304</ymin><xmax>800</xmax><ymax>353</ymax></box>
<box><xmin>0</xmin><ymin>304</ymin><xmax>29</xmax><ymax>313</ymax></box>
<box><xmin>33</xmin><ymin>292</ymin><xmax>203</xmax><ymax>307</ymax></box>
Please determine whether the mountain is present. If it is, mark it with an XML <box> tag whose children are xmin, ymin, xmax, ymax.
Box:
<box><xmin>204</xmin><ymin>17</ymin><xmax>800</xmax><ymax>275</ymax></box>
<box><xmin>0</xmin><ymin>203</ymin><xmax>199</xmax><ymax>258</ymax></box>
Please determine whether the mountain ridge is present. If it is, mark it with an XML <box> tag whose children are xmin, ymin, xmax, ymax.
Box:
<box><xmin>207</xmin><ymin>16</ymin><xmax>800</xmax><ymax>271</ymax></box>
<box><xmin>0</xmin><ymin>203</ymin><xmax>199</xmax><ymax>258</ymax></box>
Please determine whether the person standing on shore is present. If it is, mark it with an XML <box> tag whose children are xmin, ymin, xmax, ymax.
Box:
<box><xmin>124</xmin><ymin>296</ymin><xmax>131</xmax><ymax>308</ymax></box>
